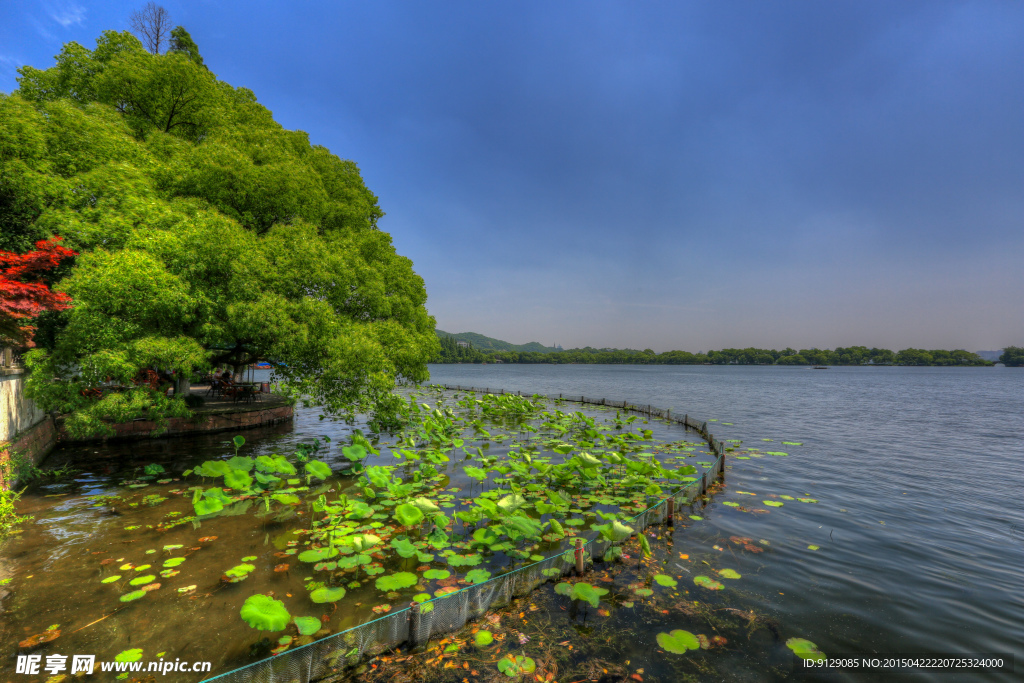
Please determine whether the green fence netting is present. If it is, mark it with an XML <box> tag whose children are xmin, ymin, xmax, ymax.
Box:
<box><xmin>204</xmin><ymin>386</ymin><xmax>726</xmax><ymax>683</ymax></box>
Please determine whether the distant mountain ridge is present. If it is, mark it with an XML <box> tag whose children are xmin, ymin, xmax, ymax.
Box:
<box><xmin>435</xmin><ymin>330</ymin><xmax>559</xmax><ymax>353</ymax></box>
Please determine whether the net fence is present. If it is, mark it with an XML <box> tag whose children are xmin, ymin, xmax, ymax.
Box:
<box><xmin>205</xmin><ymin>386</ymin><xmax>726</xmax><ymax>683</ymax></box>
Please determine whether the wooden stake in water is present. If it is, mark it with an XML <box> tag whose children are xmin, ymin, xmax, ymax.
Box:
<box><xmin>575</xmin><ymin>538</ymin><xmax>584</xmax><ymax>575</ymax></box>
<box><xmin>408</xmin><ymin>601</ymin><xmax>421</xmax><ymax>649</ymax></box>
<box><xmin>667</xmin><ymin>498</ymin><xmax>675</xmax><ymax>526</ymax></box>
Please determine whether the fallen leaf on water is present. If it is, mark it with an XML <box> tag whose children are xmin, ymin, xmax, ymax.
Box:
<box><xmin>198</xmin><ymin>536</ymin><xmax>217</xmax><ymax>543</ymax></box>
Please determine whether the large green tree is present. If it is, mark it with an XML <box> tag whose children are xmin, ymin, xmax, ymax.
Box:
<box><xmin>2</xmin><ymin>30</ymin><xmax>438</xmax><ymax>436</ymax></box>
<box><xmin>998</xmin><ymin>346</ymin><xmax>1023</xmax><ymax>367</ymax></box>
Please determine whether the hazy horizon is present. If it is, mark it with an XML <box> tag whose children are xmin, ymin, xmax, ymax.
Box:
<box><xmin>2</xmin><ymin>1</ymin><xmax>1021</xmax><ymax>351</ymax></box>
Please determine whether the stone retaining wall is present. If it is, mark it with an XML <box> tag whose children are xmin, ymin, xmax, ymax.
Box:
<box><xmin>56</xmin><ymin>402</ymin><xmax>294</xmax><ymax>444</ymax></box>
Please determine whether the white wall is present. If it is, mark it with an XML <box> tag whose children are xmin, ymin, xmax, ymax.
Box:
<box><xmin>0</xmin><ymin>371</ymin><xmax>46</xmax><ymax>443</ymax></box>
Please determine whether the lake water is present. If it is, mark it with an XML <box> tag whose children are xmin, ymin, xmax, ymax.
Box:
<box><xmin>427</xmin><ymin>364</ymin><xmax>1024</xmax><ymax>679</ymax></box>
<box><xmin>2</xmin><ymin>365</ymin><xmax>1020</xmax><ymax>682</ymax></box>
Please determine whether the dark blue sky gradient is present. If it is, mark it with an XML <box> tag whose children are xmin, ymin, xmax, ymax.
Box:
<box><xmin>3</xmin><ymin>1</ymin><xmax>1022</xmax><ymax>351</ymax></box>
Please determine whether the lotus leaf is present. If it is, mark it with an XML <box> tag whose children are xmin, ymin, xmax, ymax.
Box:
<box><xmin>394</xmin><ymin>503</ymin><xmax>424</xmax><ymax>527</ymax></box>
<box><xmin>120</xmin><ymin>590</ymin><xmax>146</xmax><ymax>602</ymax></box>
<box><xmin>409</xmin><ymin>496</ymin><xmax>439</xmax><ymax>514</ymax></box>
<box><xmin>447</xmin><ymin>553</ymin><xmax>482</xmax><ymax>567</ymax></box>
<box><xmin>657</xmin><ymin>629</ymin><xmax>700</xmax><ymax>654</ymax></box>
<box><xmin>633</xmin><ymin>587</ymin><xmax>654</xmax><ymax>597</ymax></box>
<box><xmin>293</xmin><ymin>616</ymin><xmax>321</xmax><ymax>636</ymax></box>
<box><xmin>223</xmin><ymin>564</ymin><xmax>255</xmax><ymax>582</ymax></box>
<box><xmin>375</xmin><ymin>572</ymin><xmax>418</xmax><ymax>591</ymax></box>
<box><xmin>342</xmin><ymin>444</ymin><xmax>367</xmax><ymax>461</ymax></box>
<box><xmin>571</xmin><ymin>582</ymin><xmax>608</xmax><ymax>608</ymax></box>
<box><xmin>497</xmin><ymin>655</ymin><xmax>536</xmax><ymax>677</ymax></box>
<box><xmin>654</xmin><ymin>574</ymin><xmax>677</xmax><ymax>588</ymax></box>
<box><xmin>422</xmin><ymin>569</ymin><xmax>450</xmax><ymax>580</ymax></box>
<box><xmin>474</xmin><ymin>630</ymin><xmax>494</xmax><ymax>647</ymax></box>
<box><xmin>195</xmin><ymin>461</ymin><xmax>230</xmax><ymax>477</ymax></box>
<box><xmin>115</xmin><ymin>649</ymin><xmax>144</xmax><ymax>662</ymax></box>
<box><xmin>240</xmin><ymin>594</ymin><xmax>291</xmax><ymax>631</ymax></box>
<box><xmin>163</xmin><ymin>558</ymin><xmax>185</xmax><ymax>568</ymax></box>
<box><xmin>413</xmin><ymin>593</ymin><xmax>431</xmax><ymax>603</ymax></box>
<box><xmin>464</xmin><ymin>568</ymin><xmax>491</xmax><ymax>584</ymax></box>
<box><xmin>224</xmin><ymin>468</ymin><xmax>252</xmax><ymax>491</ymax></box>
<box><xmin>786</xmin><ymin>637</ymin><xmax>826</xmax><ymax>661</ymax></box>
<box><xmin>554</xmin><ymin>582</ymin><xmax>573</xmax><ymax>597</ymax></box>
<box><xmin>764</xmin><ymin>500</ymin><xmax>784</xmax><ymax>507</ymax></box>
<box><xmin>496</xmin><ymin>493</ymin><xmax>526</xmax><ymax>513</ymax></box>
<box><xmin>272</xmin><ymin>493</ymin><xmax>301</xmax><ymax>505</ymax></box>
<box><xmin>130</xmin><ymin>575</ymin><xmax>156</xmax><ymax>586</ymax></box>
<box><xmin>226</xmin><ymin>456</ymin><xmax>254</xmax><ymax>472</ymax></box>
<box><xmin>305</xmin><ymin>460</ymin><xmax>332</xmax><ymax>480</ymax></box>
<box><xmin>299</xmin><ymin>547</ymin><xmax>339</xmax><ymax>563</ymax></box>
<box><xmin>101</xmin><ymin>575</ymin><xmax>121</xmax><ymax>583</ymax></box>
<box><xmin>719</xmin><ymin>569</ymin><xmax>741</xmax><ymax>579</ymax></box>
<box><xmin>390</xmin><ymin>537</ymin><xmax>419</xmax><ymax>558</ymax></box>
<box><xmin>693</xmin><ymin>575</ymin><xmax>724</xmax><ymax>590</ymax></box>
<box><xmin>310</xmin><ymin>586</ymin><xmax>346</xmax><ymax>603</ymax></box>
<box><xmin>808</xmin><ymin>545</ymin><xmax>820</xmax><ymax>551</ymax></box>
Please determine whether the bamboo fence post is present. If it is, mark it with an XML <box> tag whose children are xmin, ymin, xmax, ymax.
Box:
<box><xmin>575</xmin><ymin>538</ymin><xmax>584</xmax><ymax>575</ymax></box>
<box><xmin>408</xmin><ymin>602</ymin><xmax>421</xmax><ymax>648</ymax></box>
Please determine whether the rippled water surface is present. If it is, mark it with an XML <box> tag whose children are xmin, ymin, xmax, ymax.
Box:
<box><xmin>2</xmin><ymin>365</ymin><xmax>1021</xmax><ymax>682</ymax></box>
<box><xmin>426</xmin><ymin>364</ymin><xmax>1024</xmax><ymax>679</ymax></box>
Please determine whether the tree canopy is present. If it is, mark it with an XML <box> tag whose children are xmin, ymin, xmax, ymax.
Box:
<box><xmin>998</xmin><ymin>346</ymin><xmax>1023</xmax><ymax>367</ymax></box>
<box><xmin>1</xmin><ymin>29</ymin><xmax>437</xmax><ymax>435</ymax></box>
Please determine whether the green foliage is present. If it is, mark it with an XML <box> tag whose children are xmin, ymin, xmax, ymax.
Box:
<box><xmin>240</xmin><ymin>594</ymin><xmax>291</xmax><ymax>631</ymax></box>
<box><xmin>5</xmin><ymin>29</ymin><xmax>438</xmax><ymax>436</ymax></box>
<box><xmin>999</xmin><ymin>346</ymin><xmax>1024</xmax><ymax>367</ymax></box>
<box><xmin>656</xmin><ymin>629</ymin><xmax>700</xmax><ymax>654</ymax></box>
<box><xmin>432</xmin><ymin>334</ymin><xmax>994</xmax><ymax>367</ymax></box>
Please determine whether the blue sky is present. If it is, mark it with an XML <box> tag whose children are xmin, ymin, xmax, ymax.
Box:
<box><xmin>2</xmin><ymin>1</ymin><xmax>1022</xmax><ymax>351</ymax></box>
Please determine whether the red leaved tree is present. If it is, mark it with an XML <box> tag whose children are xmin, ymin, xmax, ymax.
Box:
<box><xmin>0</xmin><ymin>237</ymin><xmax>78</xmax><ymax>347</ymax></box>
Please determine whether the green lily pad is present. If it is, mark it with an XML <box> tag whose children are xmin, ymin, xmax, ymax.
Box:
<box><xmin>497</xmin><ymin>654</ymin><xmax>536</xmax><ymax>677</ymax></box>
<box><xmin>413</xmin><ymin>593</ymin><xmax>431</xmax><ymax>603</ymax></box>
<box><xmin>766</xmin><ymin>451</ymin><xmax>788</xmax><ymax>456</ymax></box>
<box><xmin>798</xmin><ymin>498</ymin><xmax>818</xmax><ymax>503</ymax></box>
<box><xmin>223</xmin><ymin>564</ymin><xmax>255</xmax><ymax>582</ymax></box>
<box><xmin>101</xmin><ymin>575</ymin><xmax>121</xmax><ymax>584</ymax></box>
<box><xmin>463</xmin><ymin>568</ymin><xmax>492</xmax><ymax>584</ymax></box>
<box><xmin>115</xmin><ymin>649</ymin><xmax>143</xmax><ymax>662</ymax></box>
<box><xmin>422</xmin><ymin>569</ymin><xmax>450</xmax><ymax>580</ymax></box>
<box><xmin>394</xmin><ymin>503</ymin><xmax>424</xmax><ymax>527</ymax></box>
<box><xmin>447</xmin><ymin>553</ymin><xmax>482</xmax><ymax>567</ymax></box>
<box><xmin>310</xmin><ymin>586</ymin><xmax>346</xmax><ymax>603</ymax></box>
<box><xmin>474</xmin><ymin>630</ymin><xmax>494</xmax><ymax>647</ymax></box>
<box><xmin>240</xmin><ymin>594</ymin><xmax>291</xmax><ymax>631</ymax></box>
<box><xmin>163</xmin><ymin>557</ymin><xmax>185</xmax><ymax>568</ymax></box>
<box><xmin>129</xmin><ymin>575</ymin><xmax>156</xmax><ymax>586</ymax></box>
<box><xmin>633</xmin><ymin>587</ymin><xmax>654</xmax><ymax>597</ymax></box>
<box><xmin>298</xmin><ymin>547</ymin><xmax>339</xmax><ymax>563</ymax></box>
<box><xmin>554</xmin><ymin>582</ymin><xmax>573</xmax><ymax>597</ymax></box>
<box><xmin>786</xmin><ymin>637</ymin><xmax>826</xmax><ymax>661</ymax></box>
<box><xmin>656</xmin><ymin>629</ymin><xmax>700</xmax><ymax>654</ymax></box>
<box><xmin>719</xmin><ymin>569</ymin><xmax>741</xmax><ymax>579</ymax></box>
<box><xmin>375</xmin><ymin>572</ymin><xmax>418</xmax><ymax>591</ymax></box>
<box><xmin>689</xmin><ymin>515</ymin><xmax>703</xmax><ymax>521</ymax></box>
<box><xmin>293</xmin><ymin>616</ymin><xmax>321</xmax><ymax>636</ymax></box>
<box><xmin>654</xmin><ymin>574</ymin><xmax>678</xmax><ymax>588</ymax></box>
<box><xmin>133</xmin><ymin>565</ymin><xmax>151</xmax><ymax>572</ymax></box>
<box><xmin>304</xmin><ymin>460</ymin><xmax>332</xmax><ymax>480</ymax></box>
<box><xmin>693</xmin><ymin>575</ymin><xmax>724</xmax><ymax>590</ymax></box>
<box><xmin>781</xmin><ymin>442</ymin><xmax>803</xmax><ymax>446</ymax></box>
<box><xmin>808</xmin><ymin>545</ymin><xmax>820</xmax><ymax>551</ymax></box>
<box><xmin>779</xmin><ymin>495</ymin><xmax>794</xmax><ymax>500</ymax></box>
<box><xmin>722</xmin><ymin>501</ymin><xmax>740</xmax><ymax>507</ymax></box>
<box><xmin>764</xmin><ymin>500</ymin><xmax>784</xmax><ymax>507</ymax></box>
<box><xmin>120</xmin><ymin>590</ymin><xmax>147</xmax><ymax>602</ymax></box>
<box><xmin>570</xmin><ymin>582</ymin><xmax>608</xmax><ymax>608</ymax></box>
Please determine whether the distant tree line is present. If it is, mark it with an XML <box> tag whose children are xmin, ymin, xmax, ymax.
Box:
<box><xmin>433</xmin><ymin>341</ymin><xmax>999</xmax><ymax>366</ymax></box>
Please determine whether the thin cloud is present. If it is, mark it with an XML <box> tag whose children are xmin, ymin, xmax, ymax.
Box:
<box><xmin>45</xmin><ymin>1</ymin><xmax>86</xmax><ymax>28</ymax></box>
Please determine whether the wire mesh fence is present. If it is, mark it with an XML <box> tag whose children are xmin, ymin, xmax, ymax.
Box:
<box><xmin>206</xmin><ymin>386</ymin><xmax>726</xmax><ymax>683</ymax></box>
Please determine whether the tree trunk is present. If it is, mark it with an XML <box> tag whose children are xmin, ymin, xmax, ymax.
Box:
<box><xmin>175</xmin><ymin>373</ymin><xmax>191</xmax><ymax>397</ymax></box>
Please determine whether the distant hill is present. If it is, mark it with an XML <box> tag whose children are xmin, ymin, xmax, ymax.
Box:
<box><xmin>435</xmin><ymin>330</ymin><xmax>560</xmax><ymax>353</ymax></box>
<box><xmin>975</xmin><ymin>350</ymin><xmax>1003</xmax><ymax>362</ymax></box>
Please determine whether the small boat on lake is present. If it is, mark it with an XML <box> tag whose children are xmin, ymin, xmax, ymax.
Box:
<box><xmin>813</xmin><ymin>366</ymin><xmax>828</xmax><ymax>369</ymax></box>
